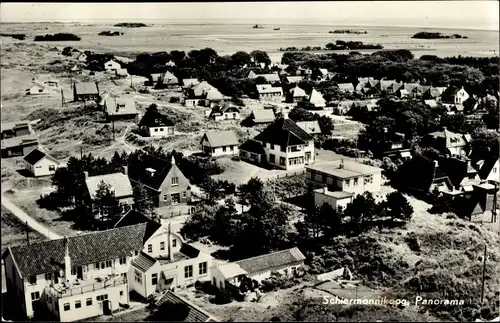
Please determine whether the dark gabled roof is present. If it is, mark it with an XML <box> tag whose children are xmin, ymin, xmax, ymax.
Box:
<box><xmin>235</xmin><ymin>247</ymin><xmax>306</xmax><ymax>274</ymax></box>
<box><xmin>4</xmin><ymin>223</ymin><xmax>156</xmax><ymax>277</ymax></box>
<box><xmin>114</xmin><ymin>209</ymin><xmax>162</xmax><ymax>240</ymax></box>
<box><xmin>127</xmin><ymin>155</ymin><xmax>174</xmax><ymax>191</ymax></box>
<box><xmin>478</xmin><ymin>157</ymin><xmax>499</xmax><ymax>180</ymax></box>
<box><xmin>156</xmin><ymin>291</ymin><xmax>220</xmax><ymax>322</ymax></box>
<box><xmin>239</xmin><ymin>140</ymin><xmax>265</xmax><ymax>154</ymax></box>
<box><xmin>179</xmin><ymin>243</ymin><xmax>200</xmax><ymax>258</ymax></box>
<box><xmin>131</xmin><ymin>252</ymin><xmax>157</xmax><ymax>272</ymax></box>
<box><xmin>23</xmin><ymin>148</ymin><xmax>47</xmax><ymax>165</ymax></box>
<box><xmin>254</xmin><ymin>117</ymin><xmax>313</xmax><ymax>146</ymax></box>
<box><xmin>139</xmin><ymin>109</ymin><xmax>174</xmax><ymax>128</ymax></box>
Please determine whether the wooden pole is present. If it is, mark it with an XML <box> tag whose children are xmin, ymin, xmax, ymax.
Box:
<box><xmin>112</xmin><ymin>119</ymin><xmax>115</xmax><ymax>140</ymax></box>
<box><xmin>480</xmin><ymin>244</ymin><xmax>487</xmax><ymax>304</ymax></box>
<box><xmin>25</xmin><ymin>221</ymin><xmax>30</xmax><ymax>246</ymax></box>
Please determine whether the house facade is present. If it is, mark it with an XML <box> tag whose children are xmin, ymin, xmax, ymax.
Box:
<box><xmin>211</xmin><ymin>247</ymin><xmax>305</xmax><ymax>291</ymax></box>
<box><xmin>423</xmin><ymin>127</ymin><xmax>470</xmax><ymax>156</ymax></box>
<box><xmin>239</xmin><ymin>115</ymin><xmax>315</xmax><ymax>170</ymax></box>
<box><xmin>104</xmin><ymin>60</ymin><xmax>121</xmax><ymax>72</ymax></box>
<box><xmin>1</xmin><ymin>135</ymin><xmax>39</xmax><ymax>158</ymax></box>
<box><xmin>313</xmin><ymin>186</ymin><xmax>354</xmax><ymax>211</ymax></box>
<box><xmin>209</xmin><ymin>105</ymin><xmax>241</xmax><ymax>121</ymax></box>
<box><xmin>2</xmin><ymin>215</ymin><xmax>212</xmax><ymax>322</ymax></box>
<box><xmin>306</xmin><ymin>160</ymin><xmax>382</xmax><ymax>195</ymax></box>
<box><xmin>127</xmin><ymin>155</ymin><xmax>192</xmax><ymax>207</ymax></box>
<box><xmin>23</xmin><ymin>149</ymin><xmax>61</xmax><ymax>177</ymax></box>
<box><xmin>73</xmin><ymin>82</ymin><xmax>100</xmax><ymax>102</ymax></box>
<box><xmin>200</xmin><ymin>131</ymin><xmax>240</xmax><ymax>157</ymax></box>
<box><xmin>138</xmin><ymin>109</ymin><xmax>175</xmax><ymax>138</ymax></box>
<box><xmin>256</xmin><ymin>84</ymin><xmax>283</xmax><ymax>101</ymax></box>
<box><xmin>84</xmin><ymin>170</ymin><xmax>134</xmax><ymax>221</ymax></box>
<box><xmin>128</xmin><ymin>224</ymin><xmax>212</xmax><ymax>298</ymax></box>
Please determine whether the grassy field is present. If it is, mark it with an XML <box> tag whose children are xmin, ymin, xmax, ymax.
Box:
<box><xmin>1</xmin><ymin>207</ymin><xmax>46</xmax><ymax>254</ymax></box>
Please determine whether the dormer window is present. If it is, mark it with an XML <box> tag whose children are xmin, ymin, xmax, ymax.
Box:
<box><xmin>146</xmin><ymin>168</ymin><xmax>156</xmax><ymax>177</ymax></box>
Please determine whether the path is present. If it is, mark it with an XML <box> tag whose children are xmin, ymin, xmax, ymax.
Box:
<box><xmin>1</xmin><ymin>193</ymin><xmax>62</xmax><ymax>240</ymax></box>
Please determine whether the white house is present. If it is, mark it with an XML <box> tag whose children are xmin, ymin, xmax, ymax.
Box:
<box><xmin>445</xmin><ymin>86</ymin><xmax>470</xmax><ymax>105</ymax></box>
<box><xmin>25</xmin><ymin>82</ymin><xmax>52</xmax><ymax>95</ymax></box>
<box><xmin>308</xmin><ymin>89</ymin><xmax>326</xmax><ymax>108</ymax></box>
<box><xmin>1</xmin><ymin>211</ymin><xmax>212</xmax><ymax>322</ymax></box>
<box><xmin>477</xmin><ymin>157</ymin><xmax>500</xmax><ymax>184</ymax></box>
<box><xmin>211</xmin><ymin>247</ymin><xmax>305</xmax><ymax>291</ymax></box>
<box><xmin>200</xmin><ymin>130</ymin><xmax>240</xmax><ymax>157</ymax></box>
<box><xmin>138</xmin><ymin>109</ymin><xmax>175</xmax><ymax>138</ymax></box>
<box><xmin>104</xmin><ymin>60</ymin><xmax>121</xmax><ymax>72</ymax></box>
<box><xmin>239</xmin><ymin>114</ymin><xmax>315</xmax><ymax>170</ymax></box>
<box><xmin>208</xmin><ymin>104</ymin><xmax>241</xmax><ymax>121</ymax></box>
<box><xmin>306</xmin><ymin>159</ymin><xmax>383</xmax><ymax>195</ymax></box>
<box><xmin>313</xmin><ymin>186</ymin><xmax>354</xmax><ymax>211</ymax></box>
<box><xmin>337</xmin><ymin>83</ymin><xmax>355</xmax><ymax>93</ymax></box>
<box><xmin>256</xmin><ymin>84</ymin><xmax>283</xmax><ymax>101</ymax></box>
<box><xmin>23</xmin><ymin>149</ymin><xmax>61</xmax><ymax>177</ymax></box>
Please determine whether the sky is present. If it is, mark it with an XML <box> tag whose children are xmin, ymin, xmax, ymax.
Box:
<box><xmin>1</xmin><ymin>2</ymin><xmax>499</xmax><ymax>30</ymax></box>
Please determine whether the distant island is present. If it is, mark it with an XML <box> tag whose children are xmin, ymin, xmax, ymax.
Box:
<box><xmin>273</xmin><ymin>27</ymin><xmax>280</xmax><ymax>31</ymax></box>
<box><xmin>0</xmin><ymin>33</ymin><xmax>26</xmax><ymax>40</ymax></box>
<box><xmin>412</xmin><ymin>32</ymin><xmax>468</xmax><ymax>39</ymax></box>
<box><xmin>252</xmin><ymin>24</ymin><xmax>264</xmax><ymax>29</ymax></box>
<box><xmin>98</xmin><ymin>31</ymin><xmax>124</xmax><ymax>36</ymax></box>
<box><xmin>279</xmin><ymin>40</ymin><xmax>383</xmax><ymax>52</ymax></box>
<box><xmin>34</xmin><ymin>33</ymin><xmax>81</xmax><ymax>41</ymax></box>
<box><xmin>329</xmin><ymin>29</ymin><xmax>368</xmax><ymax>35</ymax></box>
<box><xmin>114</xmin><ymin>22</ymin><xmax>147</xmax><ymax>28</ymax></box>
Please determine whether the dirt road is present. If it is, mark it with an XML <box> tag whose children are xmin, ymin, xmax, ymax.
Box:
<box><xmin>1</xmin><ymin>193</ymin><xmax>62</xmax><ymax>240</ymax></box>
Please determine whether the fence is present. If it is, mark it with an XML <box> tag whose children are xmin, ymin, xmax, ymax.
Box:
<box><xmin>263</xmin><ymin>169</ymin><xmax>306</xmax><ymax>183</ymax></box>
<box><xmin>51</xmin><ymin>277</ymin><xmax>128</xmax><ymax>299</ymax></box>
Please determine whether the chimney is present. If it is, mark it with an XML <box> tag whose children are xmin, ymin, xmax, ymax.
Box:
<box><xmin>323</xmin><ymin>185</ymin><xmax>328</xmax><ymax>194</ymax></box>
<box><xmin>171</xmin><ymin>155</ymin><xmax>176</xmax><ymax>165</ymax></box>
<box><xmin>340</xmin><ymin>159</ymin><xmax>344</xmax><ymax>169</ymax></box>
<box><xmin>442</xmin><ymin>126</ymin><xmax>447</xmax><ymax>131</ymax></box>
<box><xmin>84</xmin><ymin>171</ymin><xmax>89</xmax><ymax>180</ymax></box>
<box><xmin>167</xmin><ymin>222</ymin><xmax>172</xmax><ymax>261</ymax></box>
<box><xmin>63</xmin><ymin>236</ymin><xmax>71</xmax><ymax>281</ymax></box>
<box><xmin>122</xmin><ymin>165</ymin><xmax>128</xmax><ymax>175</ymax></box>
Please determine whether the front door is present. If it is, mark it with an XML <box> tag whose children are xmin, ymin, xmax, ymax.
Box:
<box><xmin>76</xmin><ymin>266</ymin><xmax>83</xmax><ymax>280</ymax></box>
<box><xmin>103</xmin><ymin>300</ymin><xmax>111</xmax><ymax>315</ymax></box>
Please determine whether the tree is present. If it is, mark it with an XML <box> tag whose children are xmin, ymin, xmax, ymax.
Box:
<box><xmin>231</xmin><ymin>51</ymin><xmax>251</xmax><ymax>66</ymax></box>
<box><xmin>250</xmin><ymin>50</ymin><xmax>271</xmax><ymax>66</ymax></box>
<box><xmin>133</xmin><ymin>183</ymin><xmax>156</xmax><ymax>218</ymax></box>
<box><xmin>212</xmin><ymin>198</ymin><xmax>239</xmax><ymax>246</ymax></box>
<box><xmin>180</xmin><ymin>204</ymin><xmax>218</xmax><ymax>241</ymax></box>
<box><xmin>254</xmin><ymin>76</ymin><xmax>268</xmax><ymax>85</ymax></box>
<box><xmin>93</xmin><ymin>180</ymin><xmax>121</xmax><ymax>222</ymax></box>
<box><xmin>62</xmin><ymin>46</ymin><xmax>73</xmax><ymax>56</ymax></box>
<box><xmin>170</xmin><ymin>50</ymin><xmax>186</xmax><ymax>63</ymax></box>
<box><xmin>343</xmin><ymin>192</ymin><xmax>379</xmax><ymax>234</ymax></box>
<box><xmin>237</xmin><ymin>177</ymin><xmax>269</xmax><ymax>207</ymax></box>
<box><xmin>381</xmin><ymin>191</ymin><xmax>414</xmax><ymax>225</ymax></box>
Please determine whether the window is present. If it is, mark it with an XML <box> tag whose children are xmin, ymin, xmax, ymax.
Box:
<box><xmin>171</xmin><ymin>177</ymin><xmax>179</xmax><ymax>186</ymax></box>
<box><xmin>106</xmin><ymin>260</ymin><xmax>112</xmax><ymax>268</ymax></box>
<box><xmin>199</xmin><ymin>262</ymin><xmax>207</xmax><ymax>275</ymax></box>
<box><xmin>279</xmin><ymin>157</ymin><xmax>286</xmax><ymax>166</ymax></box>
<box><xmin>152</xmin><ymin>273</ymin><xmax>158</xmax><ymax>285</ymax></box>
<box><xmin>172</xmin><ymin>239</ymin><xmax>177</xmax><ymax>247</ymax></box>
<box><xmin>163</xmin><ymin>194</ymin><xmax>168</xmax><ymax>201</ymax></box>
<box><xmin>31</xmin><ymin>291</ymin><xmax>40</xmax><ymax>301</ymax></box>
<box><xmin>182</xmin><ymin>191</ymin><xmax>186</xmax><ymax>198</ymax></box>
<box><xmin>28</xmin><ymin>276</ymin><xmax>37</xmax><ymax>285</ymax></box>
<box><xmin>269</xmin><ymin>154</ymin><xmax>275</xmax><ymax>163</ymax></box>
<box><xmin>135</xmin><ymin>250</ymin><xmax>139</xmax><ymax>256</ymax></box>
<box><xmin>280</xmin><ymin>145</ymin><xmax>286</xmax><ymax>152</ymax></box>
<box><xmin>95</xmin><ymin>263</ymin><xmax>100</xmax><ymax>270</ymax></box>
<box><xmin>135</xmin><ymin>270</ymin><xmax>142</xmax><ymax>284</ymax></box>
<box><xmin>184</xmin><ymin>265</ymin><xmax>193</xmax><ymax>278</ymax></box>
<box><xmin>223</xmin><ymin>146</ymin><xmax>227</xmax><ymax>152</ymax></box>
<box><xmin>48</xmin><ymin>165</ymin><xmax>56</xmax><ymax>172</ymax></box>
<box><xmin>86</xmin><ymin>298</ymin><xmax>92</xmax><ymax>306</ymax></box>
<box><xmin>147</xmin><ymin>244</ymin><xmax>152</xmax><ymax>253</ymax></box>
<box><xmin>353</xmin><ymin>178</ymin><xmax>358</xmax><ymax>186</ymax></box>
<box><xmin>119</xmin><ymin>257</ymin><xmax>127</xmax><ymax>265</ymax></box>
<box><xmin>346</xmin><ymin>179</ymin><xmax>350</xmax><ymax>187</ymax></box>
<box><xmin>100</xmin><ymin>262</ymin><xmax>106</xmax><ymax>269</ymax></box>
<box><xmin>64</xmin><ymin>303</ymin><xmax>70</xmax><ymax>311</ymax></box>
<box><xmin>160</xmin><ymin>128</ymin><xmax>164</xmax><ymax>131</ymax></box>
<box><xmin>154</xmin><ymin>128</ymin><xmax>158</xmax><ymax>132</ymax></box>
<box><xmin>230</xmin><ymin>146</ymin><xmax>234</xmax><ymax>151</ymax></box>
<box><xmin>493</xmin><ymin>167</ymin><xmax>497</xmax><ymax>174</ymax></box>
<box><xmin>160</xmin><ymin>242</ymin><xmax>165</xmax><ymax>250</ymax></box>
<box><xmin>75</xmin><ymin>300</ymin><xmax>81</xmax><ymax>309</ymax></box>
<box><xmin>71</xmin><ymin>267</ymin><xmax>76</xmax><ymax>276</ymax></box>
<box><xmin>45</xmin><ymin>273</ymin><xmax>52</xmax><ymax>281</ymax></box>
<box><xmin>96</xmin><ymin>294</ymin><xmax>108</xmax><ymax>302</ymax></box>
<box><xmin>270</xmin><ymin>143</ymin><xmax>274</xmax><ymax>150</ymax></box>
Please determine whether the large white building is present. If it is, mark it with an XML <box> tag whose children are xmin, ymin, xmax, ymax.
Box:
<box><xmin>239</xmin><ymin>114</ymin><xmax>315</xmax><ymax>170</ymax></box>
<box><xmin>1</xmin><ymin>211</ymin><xmax>212</xmax><ymax>322</ymax></box>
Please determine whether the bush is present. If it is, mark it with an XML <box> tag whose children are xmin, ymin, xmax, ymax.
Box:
<box><xmin>169</xmin><ymin>96</ymin><xmax>180</xmax><ymax>103</ymax></box>
<box><xmin>34</xmin><ymin>33</ymin><xmax>81</xmax><ymax>41</ymax></box>
<box><xmin>260</xmin><ymin>272</ymin><xmax>299</xmax><ymax>293</ymax></box>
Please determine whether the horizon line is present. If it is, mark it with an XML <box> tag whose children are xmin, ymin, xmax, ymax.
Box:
<box><xmin>0</xmin><ymin>20</ymin><xmax>498</xmax><ymax>32</ymax></box>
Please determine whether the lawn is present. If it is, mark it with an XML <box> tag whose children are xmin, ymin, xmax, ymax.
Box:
<box><xmin>1</xmin><ymin>206</ymin><xmax>46</xmax><ymax>254</ymax></box>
